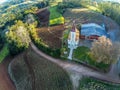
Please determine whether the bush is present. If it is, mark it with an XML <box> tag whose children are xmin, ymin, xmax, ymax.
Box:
<box><xmin>98</xmin><ymin>2</ymin><xmax>120</xmax><ymax>25</ymax></box>
<box><xmin>6</xmin><ymin>20</ymin><xmax>30</xmax><ymax>55</ymax></box>
<box><xmin>73</xmin><ymin>46</ymin><xmax>110</xmax><ymax>72</ymax></box>
<box><xmin>79</xmin><ymin>77</ymin><xmax>120</xmax><ymax>90</ymax></box>
<box><xmin>35</xmin><ymin>39</ymin><xmax>61</xmax><ymax>58</ymax></box>
<box><xmin>29</xmin><ymin>25</ymin><xmax>61</xmax><ymax>58</ymax></box>
<box><xmin>49</xmin><ymin>17</ymin><xmax>64</xmax><ymax>26</ymax></box>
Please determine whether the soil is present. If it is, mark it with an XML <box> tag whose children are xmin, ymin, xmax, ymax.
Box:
<box><xmin>9</xmin><ymin>52</ymin><xmax>32</xmax><ymax>90</ymax></box>
<box><xmin>8</xmin><ymin>48</ymin><xmax>72</xmax><ymax>90</ymax></box>
<box><xmin>37</xmin><ymin>25</ymin><xmax>65</xmax><ymax>49</ymax></box>
<box><xmin>63</xmin><ymin>8</ymin><xmax>120</xmax><ymax>30</ymax></box>
<box><xmin>0</xmin><ymin>56</ymin><xmax>16</xmax><ymax>90</ymax></box>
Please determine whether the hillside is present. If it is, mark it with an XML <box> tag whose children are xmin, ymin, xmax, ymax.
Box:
<box><xmin>8</xmin><ymin>48</ymin><xmax>72</xmax><ymax>90</ymax></box>
<box><xmin>63</xmin><ymin>8</ymin><xmax>120</xmax><ymax>41</ymax></box>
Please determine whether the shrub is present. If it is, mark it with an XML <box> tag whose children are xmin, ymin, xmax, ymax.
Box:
<box><xmin>90</xmin><ymin>36</ymin><xmax>120</xmax><ymax>64</ymax></box>
<box><xmin>73</xmin><ymin>46</ymin><xmax>110</xmax><ymax>72</ymax></box>
<box><xmin>6</xmin><ymin>20</ymin><xmax>30</xmax><ymax>55</ymax></box>
<box><xmin>79</xmin><ymin>77</ymin><xmax>120</xmax><ymax>90</ymax></box>
<box><xmin>49</xmin><ymin>17</ymin><xmax>64</xmax><ymax>26</ymax></box>
<box><xmin>29</xmin><ymin>24</ymin><xmax>61</xmax><ymax>58</ymax></box>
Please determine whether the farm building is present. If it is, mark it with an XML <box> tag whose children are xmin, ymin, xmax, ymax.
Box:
<box><xmin>80</xmin><ymin>23</ymin><xmax>109</xmax><ymax>40</ymax></box>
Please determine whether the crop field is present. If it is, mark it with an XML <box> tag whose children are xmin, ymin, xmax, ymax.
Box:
<box><xmin>9</xmin><ymin>48</ymin><xmax>72</xmax><ymax>90</ymax></box>
<box><xmin>63</xmin><ymin>8</ymin><xmax>119</xmax><ymax>30</ymax></box>
<box><xmin>49</xmin><ymin>6</ymin><xmax>64</xmax><ymax>25</ymax></box>
<box><xmin>37</xmin><ymin>25</ymin><xmax>65</xmax><ymax>49</ymax></box>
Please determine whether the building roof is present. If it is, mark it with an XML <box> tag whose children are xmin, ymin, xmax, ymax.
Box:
<box><xmin>71</xmin><ymin>21</ymin><xmax>76</xmax><ymax>32</ymax></box>
<box><xmin>81</xmin><ymin>23</ymin><xmax>109</xmax><ymax>37</ymax></box>
<box><xmin>68</xmin><ymin>21</ymin><xmax>79</xmax><ymax>41</ymax></box>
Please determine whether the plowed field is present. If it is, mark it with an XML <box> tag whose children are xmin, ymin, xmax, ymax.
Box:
<box><xmin>37</xmin><ymin>25</ymin><xmax>65</xmax><ymax>49</ymax></box>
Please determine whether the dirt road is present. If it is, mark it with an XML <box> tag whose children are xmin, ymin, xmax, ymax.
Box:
<box><xmin>31</xmin><ymin>42</ymin><xmax>120</xmax><ymax>84</ymax></box>
<box><xmin>0</xmin><ymin>57</ymin><xmax>16</xmax><ymax>90</ymax></box>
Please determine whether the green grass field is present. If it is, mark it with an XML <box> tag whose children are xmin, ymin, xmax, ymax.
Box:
<box><xmin>9</xmin><ymin>49</ymin><xmax>72</xmax><ymax>90</ymax></box>
<box><xmin>79</xmin><ymin>77</ymin><xmax>120</xmax><ymax>90</ymax></box>
<box><xmin>73</xmin><ymin>46</ymin><xmax>110</xmax><ymax>72</ymax></box>
<box><xmin>49</xmin><ymin>6</ymin><xmax>64</xmax><ymax>25</ymax></box>
<box><xmin>73</xmin><ymin>46</ymin><xmax>90</xmax><ymax>61</ymax></box>
<box><xmin>0</xmin><ymin>45</ymin><xmax>9</xmax><ymax>63</ymax></box>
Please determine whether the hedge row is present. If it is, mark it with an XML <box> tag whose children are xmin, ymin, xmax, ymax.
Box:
<box><xmin>29</xmin><ymin>25</ymin><xmax>61</xmax><ymax>58</ymax></box>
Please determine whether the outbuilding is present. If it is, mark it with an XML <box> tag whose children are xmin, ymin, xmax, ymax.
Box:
<box><xmin>80</xmin><ymin>23</ymin><xmax>109</xmax><ymax>40</ymax></box>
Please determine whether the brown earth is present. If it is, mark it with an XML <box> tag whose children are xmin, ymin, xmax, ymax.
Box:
<box><xmin>0</xmin><ymin>56</ymin><xmax>16</xmax><ymax>90</ymax></box>
<box><xmin>37</xmin><ymin>25</ymin><xmax>65</xmax><ymax>49</ymax></box>
<box><xmin>8</xmin><ymin>48</ymin><xmax>72</xmax><ymax>90</ymax></box>
<box><xmin>63</xmin><ymin>8</ymin><xmax>120</xmax><ymax>30</ymax></box>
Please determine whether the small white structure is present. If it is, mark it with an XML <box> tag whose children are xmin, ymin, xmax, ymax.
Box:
<box><xmin>68</xmin><ymin>21</ymin><xmax>79</xmax><ymax>60</ymax></box>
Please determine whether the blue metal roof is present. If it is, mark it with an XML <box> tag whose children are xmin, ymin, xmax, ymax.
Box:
<box><xmin>81</xmin><ymin>23</ymin><xmax>109</xmax><ymax>37</ymax></box>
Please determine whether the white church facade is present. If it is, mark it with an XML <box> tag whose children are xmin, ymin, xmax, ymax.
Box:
<box><xmin>68</xmin><ymin>21</ymin><xmax>79</xmax><ymax>60</ymax></box>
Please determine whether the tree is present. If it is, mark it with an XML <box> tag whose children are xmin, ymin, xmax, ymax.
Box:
<box><xmin>25</xmin><ymin>14</ymin><xmax>36</xmax><ymax>24</ymax></box>
<box><xmin>90</xmin><ymin>36</ymin><xmax>120</xmax><ymax>64</ymax></box>
<box><xmin>6</xmin><ymin>20</ymin><xmax>30</xmax><ymax>55</ymax></box>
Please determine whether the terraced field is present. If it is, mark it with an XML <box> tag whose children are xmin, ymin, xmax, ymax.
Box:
<box><xmin>9</xmin><ymin>48</ymin><xmax>72</xmax><ymax>90</ymax></box>
<box><xmin>37</xmin><ymin>25</ymin><xmax>65</xmax><ymax>49</ymax></box>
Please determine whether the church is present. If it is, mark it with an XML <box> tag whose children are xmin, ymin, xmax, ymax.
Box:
<box><xmin>67</xmin><ymin>21</ymin><xmax>79</xmax><ymax>60</ymax></box>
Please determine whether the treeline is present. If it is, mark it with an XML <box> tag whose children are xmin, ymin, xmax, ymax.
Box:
<box><xmin>0</xmin><ymin>0</ymin><xmax>62</xmax><ymax>56</ymax></box>
<box><xmin>0</xmin><ymin>0</ymin><xmax>49</xmax><ymax>55</ymax></box>
<box><xmin>29</xmin><ymin>24</ymin><xmax>61</xmax><ymax>58</ymax></box>
<box><xmin>0</xmin><ymin>0</ymin><xmax>50</xmax><ymax>29</ymax></box>
<box><xmin>57</xmin><ymin>0</ymin><xmax>82</xmax><ymax>14</ymax></box>
<box><xmin>98</xmin><ymin>2</ymin><xmax>120</xmax><ymax>25</ymax></box>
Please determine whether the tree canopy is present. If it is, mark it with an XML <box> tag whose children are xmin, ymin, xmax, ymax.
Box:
<box><xmin>90</xmin><ymin>36</ymin><xmax>120</xmax><ymax>64</ymax></box>
<box><xmin>6</xmin><ymin>20</ymin><xmax>30</xmax><ymax>55</ymax></box>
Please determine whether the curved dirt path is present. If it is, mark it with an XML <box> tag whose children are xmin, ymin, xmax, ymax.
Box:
<box><xmin>30</xmin><ymin>42</ymin><xmax>120</xmax><ymax>84</ymax></box>
<box><xmin>0</xmin><ymin>56</ymin><xmax>16</xmax><ymax>90</ymax></box>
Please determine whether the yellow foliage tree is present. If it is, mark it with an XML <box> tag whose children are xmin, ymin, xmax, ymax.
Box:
<box><xmin>90</xmin><ymin>36</ymin><xmax>120</xmax><ymax>64</ymax></box>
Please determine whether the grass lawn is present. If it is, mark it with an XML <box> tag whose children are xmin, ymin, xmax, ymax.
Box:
<box><xmin>49</xmin><ymin>6</ymin><xmax>64</xmax><ymax>25</ymax></box>
<box><xmin>79</xmin><ymin>77</ymin><xmax>120</xmax><ymax>90</ymax></box>
<box><xmin>73</xmin><ymin>46</ymin><xmax>110</xmax><ymax>72</ymax></box>
<box><xmin>0</xmin><ymin>45</ymin><xmax>9</xmax><ymax>63</ymax></box>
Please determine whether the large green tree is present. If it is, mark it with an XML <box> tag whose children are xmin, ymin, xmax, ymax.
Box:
<box><xmin>6</xmin><ymin>20</ymin><xmax>30</xmax><ymax>55</ymax></box>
